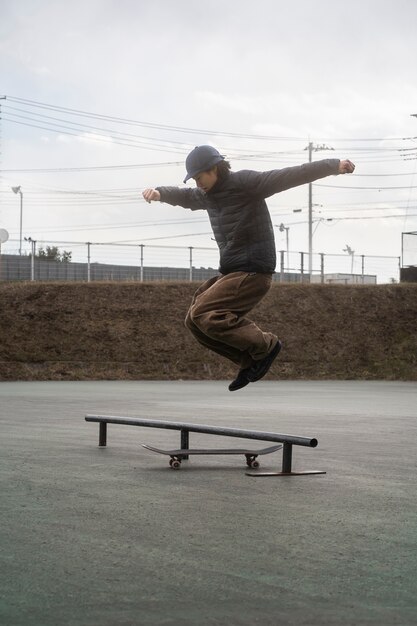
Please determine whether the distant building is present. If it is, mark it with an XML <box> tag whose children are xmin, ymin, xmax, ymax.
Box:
<box><xmin>310</xmin><ymin>273</ymin><xmax>377</xmax><ymax>285</ymax></box>
<box><xmin>400</xmin><ymin>267</ymin><xmax>417</xmax><ymax>283</ymax></box>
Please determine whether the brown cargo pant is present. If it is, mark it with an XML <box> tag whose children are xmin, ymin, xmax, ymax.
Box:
<box><xmin>185</xmin><ymin>271</ymin><xmax>278</xmax><ymax>369</ymax></box>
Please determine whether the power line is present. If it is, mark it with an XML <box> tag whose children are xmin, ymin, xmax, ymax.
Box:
<box><xmin>315</xmin><ymin>183</ymin><xmax>417</xmax><ymax>190</ymax></box>
<box><xmin>7</xmin><ymin>210</ymin><xmax>416</xmax><ymax>241</ymax></box>
<box><xmin>108</xmin><ymin>212</ymin><xmax>417</xmax><ymax>242</ymax></box>
<box><xmin>353</xmin><ymin>172</ymin><xmax>417</xmax><ymax>177</ymax></box>
<box><xmin>1</xmin><ymin>161</ymin><xmax>184</xmax><ymax>173</ymax></box>
<box><xmin>3</xmin><ymin>105</ymin><xmax>196</xmax><ymax>149</ymax></box>
<box><xmin>2</xmin><ymin>162</ymin><xmax>416</xmax><ymax>174</ymax></box>
<box><xmin>2</xmin><ymin>117</ymin><xmax>190</xmax><ymax>154</ymax></box>
<box><xmin>4</xmin><ymin>113</ymin><xmax>415</xmax><ymax>167</ymax></box>
<box><xmin>13</xmin><ymin>217</ymin><xmax>210</xmax><ymax>234</ymax></box>
<box><xmin>6</xmin><ymin>95</ymin><xmax>417</xmax><ymax>142</ymax></box>
<box><xmin>4</xmin><ymin>104</ymin><xmax>314</xmax><ymax>159</ymax></box>
<box><xmin>4</xmin><ymin>96</ymin><xmax>307</xmax><ymax>141</ymax></box>
<box><xmin>3</xmin><ymin>115</ymin><xmax>333</xmax><ymax>162</ymax></box>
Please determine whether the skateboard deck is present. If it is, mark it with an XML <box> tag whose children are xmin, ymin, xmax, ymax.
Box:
<box><xmin>142</xmin><ymin>443</ymin><xmax>282</xmax><ymax>469</ymax></box>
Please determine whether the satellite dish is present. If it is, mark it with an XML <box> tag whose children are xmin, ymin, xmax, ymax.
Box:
<box><xmin>0</xmin><ymin>228</ymin><xmax>9</xmax><ymax>244</ymax></box>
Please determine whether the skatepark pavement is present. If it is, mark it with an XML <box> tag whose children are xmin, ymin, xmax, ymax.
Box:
<box><xmin>1</xmin><ymin>380</ymin><xmax>416</xmax><ymax>626</ymax></box>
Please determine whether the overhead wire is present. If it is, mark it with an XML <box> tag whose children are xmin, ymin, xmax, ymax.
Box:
<box><xmin>6</xmin><ymin>95</ymin><xmax>417</xmax><ymax>142</ymax></box>
<box><xmin>2</xmin><ymin>117</ymin><xmax>190</xmax><ymax>154</ymax></box>
<box><xmin>3</xmin><ymin>94</ymin><xmax>417</xmax><ymax>246</ymax></box>
<box><xmin>3</xmin><ymin>110</ymin><xmax>415</xmax><ymax>168</ymax></box>
<box><xmin>4</xmin><ymin>96</ymin><xmax>308</xmax><ymax>141</ymax></box>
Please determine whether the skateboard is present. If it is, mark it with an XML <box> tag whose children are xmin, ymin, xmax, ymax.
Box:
<box><xmin>142</xmin><ymin>443</ymin><xmax>282</xmax><ymax>469</ymax></box>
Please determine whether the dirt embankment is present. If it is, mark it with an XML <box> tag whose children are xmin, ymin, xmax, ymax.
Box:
<box><xmin>0</xmin><ymin>282</ymin><xmax>416</xmax><ymax>381</ymax></box>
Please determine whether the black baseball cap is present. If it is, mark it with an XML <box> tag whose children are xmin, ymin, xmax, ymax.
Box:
<box><xmin>183</xmin><ymin>145</ymin><xmax>225</xmax><ymax>183</ymax></box>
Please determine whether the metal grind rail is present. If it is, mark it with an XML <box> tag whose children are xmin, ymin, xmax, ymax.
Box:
<box><xmin>84</xmin><ymin>415</ymin><xmax>326</xmax><ymax>477</ymax></box>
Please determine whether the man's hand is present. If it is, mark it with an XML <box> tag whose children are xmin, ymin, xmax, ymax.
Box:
<box><xmin>142</xmin><ymin>188</ymin><xmax>161</xmax><ymax>203</ymax></box>
<box><xmin>338</xmin><ymin>159</ymin><xmax>355</xmax><ymax>174</ymax></box>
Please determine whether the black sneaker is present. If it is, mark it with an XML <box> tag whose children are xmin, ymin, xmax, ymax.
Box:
<box><xmin>228</xmin><ymin>367</ymin><xmax>251</xmax><ymax>392</ymax></box>
<box><xmin>247</xmin><ymin>340</ymin><xmax>282</xmax><ymax>383</ymax></box>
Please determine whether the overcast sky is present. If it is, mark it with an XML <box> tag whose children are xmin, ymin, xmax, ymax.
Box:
<box><xmin>1</xmin><ymin>0</ymin><xmax>417</xmax><ymax>279</ymax></box>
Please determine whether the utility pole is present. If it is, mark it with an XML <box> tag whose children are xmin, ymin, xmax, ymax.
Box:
<box><xmin>0</xmin><ymin>97</ymin><xmax>7</xmax><ymax>205</ymax></box>
<box><xmin>304</xmin><ymin>142</ymin><xmax>334</xmax><ymax>276</ymax></box>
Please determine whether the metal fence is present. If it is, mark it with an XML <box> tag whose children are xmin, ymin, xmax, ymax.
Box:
<box><xmin>0</xmin><ymin>238</ymin><xmax>401</xmax><ymax>284</ymax></box>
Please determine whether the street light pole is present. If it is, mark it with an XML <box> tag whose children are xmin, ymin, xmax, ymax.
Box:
<box><xmin>343</xmin><ymin>244</ymin><xmax>355</xmax><ymax>275</ymax></box>
<box><xmin>307</xmin><ymin>142</ymin><xmax>313</xmax><ymax>276</ymax></box>
<box><xmin>304</xmin><ymin>142</ymin><xmax>334</xmax><ymax>277</ymax></box>
<box><xmin>278</xmin><ymin>223</ymin><xmax>290</xmax><ymax>270</ymax></box>
<box><xmin>25</xmin><ymin>236</ymin><xmax>37</xmax><ymax>281</ymax></box>
<box><xmin>11</xmin><ymin>186</ymin><xmax>23</xmax><ymax>255</ymax></box>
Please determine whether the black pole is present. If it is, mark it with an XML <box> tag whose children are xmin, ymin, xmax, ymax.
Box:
<box><xmin>99</xmin><ymin>422</ymin><xmax>107</xmax><ymax>447</ymax></box>
<box><xmin>181</xmin><ymin>429</ymin><xmax>189</xmax><ymax>460</ymax></box>
<box><xmin>282</xmin><ymin>442</ymin><xmax>292</xmax><ymax>473</ymax></box>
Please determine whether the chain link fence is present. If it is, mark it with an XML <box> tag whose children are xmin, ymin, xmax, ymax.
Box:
<box><xmin>0</xmin><ymin>238</ymin><xmax>401</xmax><ymax>284</ymax></box>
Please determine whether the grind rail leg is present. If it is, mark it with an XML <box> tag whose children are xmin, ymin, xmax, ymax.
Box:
<box><xmin>282</xmin><ymin>442</ymin><xmax>292</xmax><ymax>473</ymax></box>
<box><xmin>99</xmin><ymin>422</ymin><xmax>107</xmax><ymax>447</ymax></box>
<box><xmin>246</xmin><ymin>441</ymin><xmax>326</xmax><ymax>477</ymax></box>
<box><xmin>181</xmin><ymin>429</ymin><xmax>189</xmax><ymax>460</ymax></box>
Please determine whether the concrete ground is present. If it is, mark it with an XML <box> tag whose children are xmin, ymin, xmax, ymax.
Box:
<box><xmin>0</xmin><ymin>380</ymin><xmax>416</xmax><ymax>626</ymax></box>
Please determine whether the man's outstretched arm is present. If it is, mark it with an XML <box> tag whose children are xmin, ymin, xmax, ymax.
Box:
<box><xmin>240</xmin><ymin>158</ymin><xmax>355</xmax><ymax>199</ymax></box>
<box><xmin>142</xmin><ymin>186</ymin><xmax>206</xmax><ymax>211</ymax></box>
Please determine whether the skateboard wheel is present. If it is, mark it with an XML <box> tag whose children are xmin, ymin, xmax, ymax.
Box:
<box><xmin>250</xmin><ymin>460</ymin><xmax>260</xmax><ymax>469</ymax></box>
<box><xmin>171</xmin><ymin>460</ymin><xmax>181</xmax><ymax>470</ymax></box>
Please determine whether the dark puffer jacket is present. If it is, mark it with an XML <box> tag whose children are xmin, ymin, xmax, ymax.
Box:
<box><xmin>156</xmin><ymin>159</ymin><xmax>340</xmax><ymax>274</ymax></box>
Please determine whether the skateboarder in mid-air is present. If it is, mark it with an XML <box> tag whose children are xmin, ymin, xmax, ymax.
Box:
<box><xmin>143</xmin><ymin>146</ymin><xmax>355</xmax><ymax>391</ymax></box>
